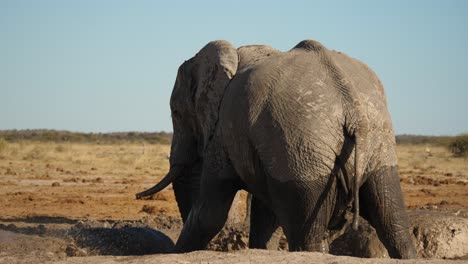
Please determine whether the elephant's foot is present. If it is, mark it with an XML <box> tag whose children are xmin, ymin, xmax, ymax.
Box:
<box><xmin>249</xmin><ymin>196</ymin><xmax>281</xmax><ymax>249</ymax></box>
<box><xmin>360</xmin><ymin>166</ymin><xmax>418</xmax><ymax>259</ymax></box>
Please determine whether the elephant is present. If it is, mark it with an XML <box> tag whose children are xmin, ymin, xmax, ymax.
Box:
<box><xmin>136</xmin><ymin>39</ymin><xmax>417</xmax><ymax>258</ymax></box>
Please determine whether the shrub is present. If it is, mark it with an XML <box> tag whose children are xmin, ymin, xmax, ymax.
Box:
<box><xmin>23</xmin><ymin>145</ymin><xmax>46</xmax><ymax>160</ymax></box>
<box><xmin>395</xmin><ymin>135</ymin><xmax>452</xmax><ymax>146</ymax></box>
<box><xmin>448</xmin><ymin>134</ymin><xmax>468</xmax><ymax>157</ymax></box>
<box><xmin>0</xmin><ymin>138</ymin><xmax>7</xmax><ymax>153</ymax></box>
<box><xmin>0</xmin><ymin>129</ymin><xmax>172</xmax><ymax>144</ymax></box>
<box><xmin>55</xmin><ymin>144</ymin><xmax>68</xmax><ymax>153</ymax></box>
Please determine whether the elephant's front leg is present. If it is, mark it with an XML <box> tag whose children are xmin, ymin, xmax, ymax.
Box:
<box><xmin>249</xmin><ymin>195</ymin><xmax>282</xmax><ymax>249</ymax></box>
<box><xmin>175</xmin><ymin>160</ymin><xmax>240</xmax><ymax>252</ymax></box>
<box><xmin>360</xmin><ymin>166</ymin><xmax>418</xmax><ymax>259</ymax></box>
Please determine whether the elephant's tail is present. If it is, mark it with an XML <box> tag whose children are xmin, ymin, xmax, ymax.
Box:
<box><xmin>352</xmin><ymin>124</ymin><xmax>368</xmax><ymax>231</ymax></box>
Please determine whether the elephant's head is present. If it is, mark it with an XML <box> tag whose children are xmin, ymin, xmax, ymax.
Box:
<box><xmin>136</xmin><ymin>41</ymin><xmax>238</xmax><ymax>222</ymax></box>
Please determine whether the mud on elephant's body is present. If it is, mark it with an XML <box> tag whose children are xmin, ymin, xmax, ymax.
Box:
<box><xmin>137</xmin><ymin>39</ymin><xmax>417</xmax><ymax>258</ymax></box>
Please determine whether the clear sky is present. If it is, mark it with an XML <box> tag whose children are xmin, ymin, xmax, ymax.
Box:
<box><xmin>1</xmin><ymin>1</ymin><xmax>467</xmax><ymax>135</ymax></box>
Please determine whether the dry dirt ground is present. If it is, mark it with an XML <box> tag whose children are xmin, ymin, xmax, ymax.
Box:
<box><xmin>0</xmin><ymin>142</ymin><xmax>467</xmax><ymax>263</ymax></box>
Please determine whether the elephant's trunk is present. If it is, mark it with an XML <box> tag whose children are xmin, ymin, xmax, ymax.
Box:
<box><xmin>173</xmin><ymin>160</ymin><xmax>202</xmax><ymax>222</ymax></box>
<box><xmin>135</xmin><ymin>166</ymin><xmax>184</xmax><ymax>199</ymax></box>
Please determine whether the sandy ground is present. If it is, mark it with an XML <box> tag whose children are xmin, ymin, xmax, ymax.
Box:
<box><xmin>0</xmin><ymin>142</ymin><xmax>467</xmax><ymax>262</ymax></box>
<box><xmin>2</xmin><ymin>250</ymin><xmax>468</xmax><ymax>264</ymax></box>
<box><xmin>0</xmin><ymin>143</ymin><xmax>179</xmax><ymax>221</ymax></box>
<box><xmin>397</xmin><ymin>145</ymin><xmax>468</xmax><ymax>210</ymax></box>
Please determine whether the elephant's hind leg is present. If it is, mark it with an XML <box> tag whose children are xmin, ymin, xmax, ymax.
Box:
<box><xmin>249</xmin><ymin>195</ymin><xmax>281</xmax><ymax>249</ymax></box>
<box><xmin>360</xmin><ymin>166</ymin><xmax>417</xmax><ymax>259</ymax></box>
<box><xmin>274</xmin><ymin>174</ymin><xmax>337</xmax><ymax>252</ymax></box>
<box><xmin>175</xmin><ymin>161</ymin><xmax>240</xmax><ymax>252</ymax></box>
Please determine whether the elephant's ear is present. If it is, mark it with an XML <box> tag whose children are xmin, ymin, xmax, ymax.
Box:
<box><xmin>192</xmin><ymin>40</ymin><xmax>238</xmax><ymax>148</ymax></box>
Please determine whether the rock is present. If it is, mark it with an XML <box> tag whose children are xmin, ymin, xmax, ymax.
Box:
<box><xmin>329</xmin><ymin>218</ymin><xmax>389</xmax><ymax>258</ymax></box>
<box><xmin>329</xmin><ymin>211</ymin><xmax>468</xmax><ymax>259</ymax></box>
<box><xmin>410</xmin><ymin>211</ymin><xmax>468</xmax><ymax>259</ymax></box>
<box><xmin>65</xmin><ymin>245</ymin><xmax>87</xmax><ymax>257</ymax></box>
<box><xmin>208</xmin><ymin>226</ymin><xmax>249</xmax><ymax>251</ymax></box>
<box><xmin>141</xmin><ymin>205</ymin><xmax>159</xmax><ymax>215</ymax></box>
<box><xmin>439</xmin><ymin>200</ymin><xmax>449</xmax><ymax>206</ymax></box>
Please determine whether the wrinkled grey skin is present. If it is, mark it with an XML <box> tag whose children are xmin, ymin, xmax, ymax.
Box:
<box><xmin>137</xmin><ymin>40</ymin><xmax>417</xmax><ymax>258</ymax></box>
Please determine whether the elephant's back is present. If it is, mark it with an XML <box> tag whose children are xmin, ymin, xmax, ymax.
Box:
<box><xmin>329</xmin><ymin>51</ymin><xmax>399</xmax><ymax>168</ymax></box>
<box><xmin>244</xmin><ymin>50</ymin><xmax>346</xmax><ymax>137</ymax></box>
<box><xmin>223</xmin><ymin>50</ymin><xmax>347</xmax><ymax>184</ymax></box>
<box><xmin>220</xmin><ymin>41</ymin><xmax>399</xmax><ymax>192</ymax></box>
<box><xmin>329</xmin><ymin>50</ymin><xmax>395</xmax><ymax>134</ymax></box>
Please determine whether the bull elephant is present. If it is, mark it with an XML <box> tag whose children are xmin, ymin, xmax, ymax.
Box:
<box><xmin>137</xmin><ymin>39</ymin><xmax>417</xmax><ymax>258</ymax></box>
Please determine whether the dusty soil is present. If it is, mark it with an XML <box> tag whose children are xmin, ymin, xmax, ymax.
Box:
<box><xmin>2</xmin><ymin>250</ymin><xmax>468</xmax><ymax>264</ymax></box>
<box><xmin>0</xmin><ymin>142</ymin><xmax>467</xmax><ymax>263</ymax></box>
<box><xmin>397</xmin><ymin>145</ymin><xmax>468</xmax><ymax>210</ymax></box>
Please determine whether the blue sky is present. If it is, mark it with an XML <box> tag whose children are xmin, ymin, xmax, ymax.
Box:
<box><xmin>1</xmin><ymin>1</ymin><xmax>467</xmax><ymax>135</ymax></box>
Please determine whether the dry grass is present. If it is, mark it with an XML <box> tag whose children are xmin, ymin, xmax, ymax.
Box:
<box><xmin>0</xmin><ymin>141</ymin><xmax>466</xmax><ymax>221</ymax></box>
<box><xmin>397</xmin><ymin>144</ymin><xmax>468</xmax><ymax>180</ymax></box>
<box><xmin>0</xmin><ymin>141</ymin><xmax>175</xmax><ymax>220</ymax></box>
<box><xmin>0</xmin><ymin>142</ymin><xmax>170</xmax><ymax>177</ymax></box>
<box><xmin>396</xmin><ymin>144</ymin><xmax>468</xmax><ymax>209</ymax></box>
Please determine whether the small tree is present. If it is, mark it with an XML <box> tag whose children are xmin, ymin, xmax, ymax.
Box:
<box><xmin>448</xmin><ymin>134</ymin><xmax>468</xmax><ymax>157</ymax></box>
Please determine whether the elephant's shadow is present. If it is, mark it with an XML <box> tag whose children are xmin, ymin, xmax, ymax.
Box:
<box><xmin>0</xmin><ymin>218</ymin><xmax>175</xmax><ymax>256</ymax></box>
<box><xmin>68</xmin><ymin>226</ymin><xmax>175</xmax><ymax>255</ymax></box>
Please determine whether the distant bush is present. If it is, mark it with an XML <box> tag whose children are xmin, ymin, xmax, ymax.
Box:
<box><xmin>23</xmin><ymin>145</ymin><xmax>46</xmax><ymax>160</ymax></box>
<box><xmin>0</xmin><ymin>130</ymin><xmax>172</xmax><ymax>145</ymax></box>
<box><xmin>395</xmin><ymin>134</ymin><xmax>452</xmax><ymax>146</ymax></box>
<box><xmin>448</xmin><ymin>134</ymin><xmax>468</xmax><ymax>157</ymax></box>
<box><xmin>55</xmin><ymin>144</ymin><xmax>68</xmax><ymax>153</ymax></box>
<box><xmin>0</xmin><ymin>138</ymin><xmax>7</xmax><ymax>153</ymax></box>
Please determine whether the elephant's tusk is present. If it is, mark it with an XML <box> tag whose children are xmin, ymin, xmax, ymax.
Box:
<box><xmin>135</xmin><ymin>166</ymin><xmax>182</xmax><ymax>199</ymax></box>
